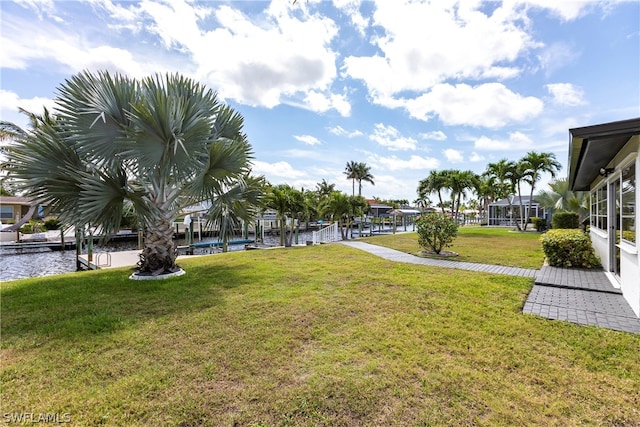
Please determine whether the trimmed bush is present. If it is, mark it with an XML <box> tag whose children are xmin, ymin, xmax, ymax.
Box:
<box><xmin>551</xmin><ymin>211</ymin><xmax>579</xmax><ymax>229</ymax></box>
<box><xmin>532</xmin><ymin>217</ymin><xmax>547</xmax><ymax>232</ymax></box>
<box><xmin>43</xmin><ymin>218</ymin><xmax>61</xmax><ymax>230</ymax></box>
<box><xmin>540</xmin><ymin>229</ymin><xmax>600</xmax><ymax>268</ymax></box>
<box><xmin>416</xmin><ymin>213</ymin><xmax>458</xmax><ymax>254</ymax></box>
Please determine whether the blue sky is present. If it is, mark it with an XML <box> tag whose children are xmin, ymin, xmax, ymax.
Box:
<box><xmin>1</xmin><ymin>0</ymin><xmax>639</xmax><ymax>203</ymax></box>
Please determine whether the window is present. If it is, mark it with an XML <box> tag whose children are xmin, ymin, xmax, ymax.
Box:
<box><xmin>591</xmin><ymin>185</ymin><xmax>607</xmax><ymax>231</ymax></box>
<box><xmin>0</xmin><ymin>206</ymin><xmax>14</xmax><ymax>220</ymax></box>
<box><xmin>620</xmin><ymin>163</ymin><xmax>636</xmax><ymax>244</ymax></box>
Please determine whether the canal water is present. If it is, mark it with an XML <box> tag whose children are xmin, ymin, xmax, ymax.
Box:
<box><xmin>0</xmin><ymin>232</ymin><xmax>315</xmax><ymax>282</ymax></box>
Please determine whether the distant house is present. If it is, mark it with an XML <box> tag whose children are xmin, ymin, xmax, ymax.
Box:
<box><xmin>366</xmin><ymin>200</ymin><xmax>393</xmax><ymax>217</ymax></box>
<box><xmin>568</xmin><ymin>117</ymin><xmax>639</xmax><ymax>316</ymax></box>
<box><xmin>487</xmin><ymin>196</ymin><xmax>548</xmax><ymax>227</ymax></box>
<box><xmin>0</xmin><ymin>196</ymin><xmax>37</xmax><ymax>225</ymax></box>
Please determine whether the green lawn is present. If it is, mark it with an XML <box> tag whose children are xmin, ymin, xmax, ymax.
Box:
<box><xmin>360</xmin><ymin>226</ymin><xmax>545</xmax><ymax>269</ymax></box>
<box><xmin>2</xmin><ymin>244</ymin><xmax>639</xmax><ymax>426</ymax></box>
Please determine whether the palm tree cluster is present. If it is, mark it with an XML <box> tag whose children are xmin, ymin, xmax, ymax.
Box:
<box><xmin>5</xmin><ymin>70</ymin><xmax>262</xmax><ymax>277</ymax></box>
<box><xmin>417</xmin><ymin>151</ymin><xmax>561</xmax><ymax>231</ymax></box>
<box><xmin>263</xmin><ymin>181</ymin><xmax>369</xmax><ymax>244</ymax></box>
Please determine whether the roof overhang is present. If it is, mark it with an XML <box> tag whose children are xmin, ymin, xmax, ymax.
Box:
<box><xmin>568</xmin><ymin>118</ymin><xmax>640</xmax><ymax>191</ymax></box>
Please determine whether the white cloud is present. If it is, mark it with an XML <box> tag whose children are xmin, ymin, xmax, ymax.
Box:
<box><xmin>343</xmin><ymin>1</ymin><xmax>538</xmax><ymax>98</ymax></box>
<box><xmin>367</xmin><ymin>153</ymin><xmax>440</xmax><ymax>171</ymax></box>
<box><xmin>443</xmin><ymin>148</ymin><xmax>464</xmax><ymax>163</ymax></box>
<box><xmin>332</xmin><ymin>0</ymin><xmax>368</xmax><ymax>36</ymax></box>
<box><xmin>251</xmin><ymin>160</ymin><xmax>307</xmax><ymax>179</ymax></box>
<box><xmin>419</xmin><ymin>130</ymin><xmax>447</xmax><ymax>141</ymax></box>
<box><xmin>537</xmin><ymin>42</ymin><xmax>580</xmax><ymax>76</ymax></box>
<box><xmin>401</xmin><ymin>83</ymin><xmax>544</xmax><ymax>128</ymax></box>
<box><xmin>303</xmin><ymin>91</ymin><xmax>351</xmax><ymax>116</ymax></box>
<box><xmin>0</xmin><ymin>89</ymin><xmax>56</xmax><ymax>127</ymax></box>
<box><xmin>514</xmin><ymin>0</ymin><xmax>592</xmax><ymax>21</ymax></box>
<box><xmin>3</xmin><ymin>1</ymin><xmax>347</xmax><ymax>113</ymax></box>
<box><xmin>546</xmin><ymin>83</ymin><xmax>585</xmax><ymax>106</ymax></box>
<box><xmin>469</xmin><ymin>152</ymin><xmax>486</xmax><ymax>162</ymax></box>
<box><xmin>474</xmin><ymin>131</ymin><xmax>534</xmax><ymax>150</ymax></box>
<box><xmin>192</xmin><ymin>3</ymin><xmax>341</xmax><ymax>109</ymax></box>
<box><xmin>369</xmin><ymin>123</ymin><xmax>418</xmax><ymax>151</ymax></box>
<box><xmin>328</xmin><ymin>125</ymin><xmax>363</xmax><ymax>138</ymax></box>
<box><xmin>293</xmin><ymin>135</ymin><xmax>322</xmax><ymax>146</ymax></box>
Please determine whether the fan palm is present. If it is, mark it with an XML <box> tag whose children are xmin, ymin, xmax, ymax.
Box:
<box><xmin>6</xmin><ymin>70</ymin><xmax>257</xmax><ymax>277</ymax></box>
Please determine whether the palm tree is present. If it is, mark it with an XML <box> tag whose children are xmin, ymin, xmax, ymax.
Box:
<box><xmin>447</xmin><ymin>170</ymin><xmax>479</xmax><ymax>221</ymax></box>
<box><xmin>519</xmin><ymin>151</ymin><xmax>562</xmax><ymax>231</ymax></box>
<box><xmin>354</xmin><ymin>162</ymin><xmax>375</xmax><ymax>196</ymax></box>
<box><xmin>343</xmin><ymin>161</ymin><xmax>358</xmax><ymax>196</ymax></box>
<box><xmin>207</xmin><ymin>174</ymin><xmax>265</xmax><ymax>252</ymax></box>
<box><xmin>315</xmin><ymin>179</ymin><xmax>335</xmax><ymax>199</ymax></box>
<box><xmin>264</xmin><ymin>184</ymin><xmax>292</xmax><ymax>247</ymax></box>
<box><xmin>417</xmin><ymin>170</ymin><xmax>449</xmax><ymax>215</ymax></box>
<box><xmin>485</xmin><ymin>159</ymin><xmax>519</xmax><ymax>228</ymax></box>
<box><xmin>6</xmin><ymin>70</ymin><xmax>258</xmax><ymax>277</ymax></box>
<box><xmin>537</xmin><ymin>178</ymin><xmax>589</xmax><ymax>225</ymax></box>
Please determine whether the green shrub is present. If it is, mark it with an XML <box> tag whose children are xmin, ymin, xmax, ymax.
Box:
<box><xmin>43</xmin><ymin>218</ymin><xmax>61</xmax><ymax>230</ymax></box>
<box><xmin>540</xmin><ymin>229</ymin><xmax>600</xmax><ymax>268</ymax></box>
<box><xmin>416</xmin><ymin>213</ymin><xmax>458</xmax><ymax>254</ymax></box>
<box><xmin>551</xmin><ymin>212</ymin><xmax>579</xmax><ymax>229</ymax></box>
<box><xmin>532</xmin><ymin>217</ymin><xmax>547</xmax><ymax>232</ymax></box>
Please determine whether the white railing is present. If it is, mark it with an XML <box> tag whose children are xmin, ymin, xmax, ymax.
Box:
<box><xmin>312</xmin><ymin>222</ymin><xmax>340</xmax><ymax>244</ymax></box>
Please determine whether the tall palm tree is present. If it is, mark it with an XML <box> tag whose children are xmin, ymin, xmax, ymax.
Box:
<box><xmin>6</xmin><ymin>70</ymin><xmax>257</xmax><ymax>277</ymax></box>
<box><xmin>485</xmin><ymin>159</ymin><xmax>519</xmax><ymax>228</ymax></box>
<box><xmin>519</xmin><ymin>151</ymin><xmax>562</xmax><ymax>231</ymax></box>
<box><xmin>354</xmin><ymin>162</ymin><xmax>375</xmax><ymax>196</ymax></box>
<box><xmin>343</xmin><ymin>161</ymin><xmax>358</xmax><ymax>196</ymax></box>
<box><xmin>447</xmin><ymin>170</ymin><xmax>479</xmax><ymax>221</ymax></box>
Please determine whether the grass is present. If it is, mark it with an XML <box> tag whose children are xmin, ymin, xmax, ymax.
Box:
<box><xmin>2</xmin><ymin>243</ymin><xmax>639</xmax><ymax>426</ymax></box>
<box><xmin>360</xmin><ymin>226</ymin><xmax>545</xmax><ymax>269</ymax></box>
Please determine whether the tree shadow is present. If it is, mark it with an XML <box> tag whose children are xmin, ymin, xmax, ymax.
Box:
<box><xmin>1</xmin><ymin>260</ymin><xmax>253</xmax><ymax>344</ymax></box>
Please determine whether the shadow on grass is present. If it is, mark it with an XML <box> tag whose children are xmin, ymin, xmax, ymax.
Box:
<box><xmin>1</xmin><ymin>259</ymin><xmax>253</xmax><ymax>344</ymax></box>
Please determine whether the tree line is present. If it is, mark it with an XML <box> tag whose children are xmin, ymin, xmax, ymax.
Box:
<box><xmin>417</xmin><ymin>153</ymin><xmax>562</xmax><ymax>231</ymax></box>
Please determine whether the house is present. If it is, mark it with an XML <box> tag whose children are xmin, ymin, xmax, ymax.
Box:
<box><xmin>0</xmin><ymin>196</ymin><xmax>39</xmax><ymax>225</ymax></box>
<box><xmin>487</xmin><ymin>196</ymin><xmax>548</xmax><ymax>227</ymax></box>
<box><xmin>366</xmin><ymin>200</ymin><xmax>393</xmax><ymax>218</ymax></box>
<box><xmin>568</xmin><ymin>117</ymin><xmax>639</xmax><ymax>317</ymax></box>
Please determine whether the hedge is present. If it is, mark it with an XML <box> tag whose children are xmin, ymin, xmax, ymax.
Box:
<box><xmin>540</xmin><ymin>229</ymin><xmax>600</xmax><ymax>268</ymax></box>
<box><xmin>551</xmin><ymin>211</ymin><xmax>579</xmax><ymax>229</ymax></box>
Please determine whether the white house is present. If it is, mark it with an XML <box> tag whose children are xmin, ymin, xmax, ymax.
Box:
<box><xmin>568</xmin><ymin>118</ymin><xmax>639</xmax><ymax>316</ymax></box>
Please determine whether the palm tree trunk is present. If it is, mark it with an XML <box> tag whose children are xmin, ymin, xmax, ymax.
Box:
<box><xmin>138</xmin><ymin>215</ymin><xmax>178</xmax><ymax>275</ymax></box>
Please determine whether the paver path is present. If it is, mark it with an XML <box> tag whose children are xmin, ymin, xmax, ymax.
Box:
<box><xmin>339</xmin><ymin>241</ymin><xmax>537</xmax><ymax>277</ymax></box>
<box><xmin>339</xmin><ymin>241</ymin><xmax>640</xmax><ymax>334</ymax></box>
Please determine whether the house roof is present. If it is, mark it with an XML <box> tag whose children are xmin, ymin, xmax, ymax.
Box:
<box><xmin>568</xmin><ymin>117</ymin><xmax>640</xmax><ymax>191</ymax></box>
<box><xmin>0</xmin><ymin>196</ymin><xmax>34</xmax><ymax>206</ymax></box>
<box><xmin>489</xmin><ymin>196</ymin><xmax>538</xmax><ymax>207</ymax></box>
<box><xmin>389</xmin><ymin>209</ymin><xmax>421</xmax><ymax>216</ymax></box>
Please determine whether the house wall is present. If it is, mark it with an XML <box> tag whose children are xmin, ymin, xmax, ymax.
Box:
<box><xmin>589</xmin><ymin>135</ymin><xmax>639</xmax><ymax>316</ymax></box>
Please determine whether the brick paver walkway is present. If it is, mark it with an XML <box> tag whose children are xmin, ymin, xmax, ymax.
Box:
<box><xmin>339</xmin><ymin>241</ymin><xmax>640</xmax><ymax>334</ymax></box>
